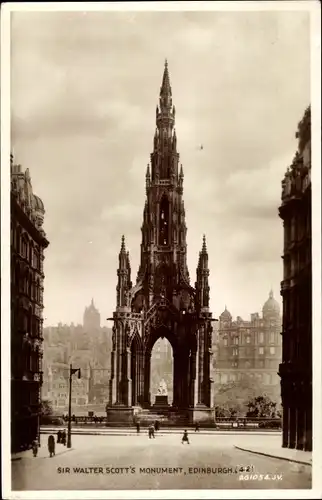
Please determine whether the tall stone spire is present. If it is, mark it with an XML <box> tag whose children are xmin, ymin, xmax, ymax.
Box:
<box><xmin>160</xmin><ymin>59</ymin><xmax>172</xmax><ymax>102</ymax></box>
<box><xmin>156</xmin><ymin>60</ymin><xmax>176</xmax><ymax>149</ymax></box>
<box><xmin>137</xmin><ymin>60</ymin><xmax>189</xmax><ymax>288</ymax></box>
<box><xmin>108</xmin><ymin>61</ymin><xmax>214</xmax><ymax>415</ymax></box>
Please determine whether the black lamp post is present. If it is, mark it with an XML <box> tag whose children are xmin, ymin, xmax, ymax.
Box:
<box><xmin>67</xmin><ymin>364</ymin><xmax>81</xmax><ymax>449</ymax></box>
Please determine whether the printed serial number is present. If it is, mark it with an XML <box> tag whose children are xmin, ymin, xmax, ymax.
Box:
<box><xmin>239</xmin><ymin>473</ymin><xmax>283</xmax><ymax>481</ymax></box>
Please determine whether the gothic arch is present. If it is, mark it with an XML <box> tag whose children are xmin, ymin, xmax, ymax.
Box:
<box><xmin>130</xmin><ymin>330</ymin><xmax>143</xmax><ymax>406</ymax></box>
<box><xmin>159</xmin><ymin>194</ymin><xmax>169</xmax><ymax>246</ymax></box>
<box><xmin>145</xmin><ymin>324</ymin><xmax>177</xmax><ymax>357</ymax></box>
<box><xmin>128</xmin><ymin>326</ymin><xmax>143</xmax><ymax>351</ymax></box>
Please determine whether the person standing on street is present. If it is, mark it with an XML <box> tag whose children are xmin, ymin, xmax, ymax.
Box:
<box><xmin>32</xmin><ymin>439</ymin><xmax>38</xmax><ymax>457</ymax></box>
<box><xmin>48</xmin><ymin>435</ymin><xmax>55</xmax><ymax>457</ymax></box>
<box><xmin>61</xmin><ymin>429</ymin><xmax>67</xmax><ymax>446</ymax></box>
<box><xmin>182</xmin><ymin>429</ymin><xmax>190</xmax><ymax>444</ymax></box>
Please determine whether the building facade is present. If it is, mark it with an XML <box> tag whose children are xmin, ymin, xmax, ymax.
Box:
<box><xmin>108</xmin><ymin>62</ymin><xmax>215</xmax><ymax>424</ymax></box>
<box><xmin>11</xmin><ymin>155</ymin><xmax>49</xmax><ymax>452</ymax></box>
<box><xmin>279</xmin><ymin>106</ymin><xmax>312</xmax><ymax>451</ymax></box>
<box><xmin>42</xmin><ymin>300</ymin><xmax>112</xmax><ymax>412</ymax></box>
<box><xmin>215</xmin><ymin>291</ymin><xmax>282</xmax><ymax>404</ymax></box>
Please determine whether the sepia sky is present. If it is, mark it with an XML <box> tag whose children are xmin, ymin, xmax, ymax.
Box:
<box><xmin>10</xmin><ymin>9</ymin><xmax>310</xmax><ymax>327</ymax></box>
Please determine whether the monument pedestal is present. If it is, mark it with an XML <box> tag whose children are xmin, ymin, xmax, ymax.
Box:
<box><xmin>188</xmin><ymin>405</ymin><xmax>215</xmax><ymax>426</ymax></box>
<box><xmin>105</xmin><ymin>405</ymin><xmax>135</xmax><ymax>427</ymax></box>
<box><xmin>153</xmin><ymin>395</ymin><xmax>169</xmax><ymax>408</ymax></box>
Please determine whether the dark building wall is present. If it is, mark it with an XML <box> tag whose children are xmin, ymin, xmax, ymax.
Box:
<box><xmin>279</xmin><ymin>106</ymin><xmax>312</xmax><ymax>451</ymax></box>
<box><xmin>11</xmin><ymin>156</ymin><xmax>49</xmax><ymax>452</ymax></box>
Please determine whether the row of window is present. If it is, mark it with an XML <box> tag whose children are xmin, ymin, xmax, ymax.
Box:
<box><xmin>218</xmin><ymin>372</ymin><xmax>276</xmax><ymax>385</ymax></box>
<box><xmin>229</xmin><ymin>359</ymin><xmax>278</xmax><ymax>369</ymax></box>
<box><xmin>14</xmin><ymin>264</ymin><xmax>42</xmax><ymax>303</ymax></box>
<box><xmin>231</xmin><ymin>346</ymin><xmax>276</xmax><ymax>356</ymax></box>
<box><xmin>12</xmin><ymin>226</ymin><xmax>41</xmax><ymax>270</ymax></box>
<box><xmin>223</xmin><ymin>331</ymin><xmax>277</xmax><ymax>346</ymax></box>
<box><xmin>19</xmin><ymin>310</ymin><xmax>41</xmax><ymax>338</ymax></box>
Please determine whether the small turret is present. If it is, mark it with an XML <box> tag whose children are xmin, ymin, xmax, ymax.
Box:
<box><xmin>116</xmin><ymin>235</ymin><xmax>131</xmax><ymax>308</ymax></box>
<box><xmin>196</xmin><ymin>235</ymin><xmax>210</xmax><ymax>310</ymax></box>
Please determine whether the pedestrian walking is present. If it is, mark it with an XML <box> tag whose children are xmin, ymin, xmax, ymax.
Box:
<box><xmin>136</xmin><ymin>422</ymin><xmax>140</xmax><ymax>434</ymax></box>
<box><xmin>182</xmin><ymin>429</ymin><xmax>190</xmax><ymax>444</ymax></box>
<box><xmin>32</xmin><ymin>439</ymin><xmax>38</xmax><ymax>457</ymax></box>
<box><xmin>148</xmin><ymin>424</ymin><xmax>155</xmax><ymax>439</ymax></box>
<box><xmin>154</xmin><ymin>420</ymin><xmax>160</xmax><ymax>432</ymax></box>
<box><xmin>57</xmin><ymin>430</ymin><xmax>61</xmax><ymax>443</ymax></box>
<box><xmin>48</xmin><ymin>435</ymin><xmax>55</xmax><ymax>457</ymax></box>
<box><xmin>195</xmin><ymin>422</ymin><xmax>200</xmax><ymax>432</ymax></box>
<box><xmin>61</xmin><ymin>429</ymin><xmax>67</xmax><ymax>446</ymax></box>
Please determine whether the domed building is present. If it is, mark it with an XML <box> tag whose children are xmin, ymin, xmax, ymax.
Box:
<box><xmin>214</xmin><ymin>291</ymin><xmax>282</xmax><ymax>404</ymax></box>
<box><xmin>10</xmin><ymin>154</ymin><xmax>49</xmax><ymax>452</ymax></box>
<box><xmin>262</xmin><ymin>290</ymin><xmax>280</xmax><ymax>322</ymax></box>
<box><xmin>219</xmin><ymin>306</ymin><xmax>232</xmax><ymax>326</ymax></box>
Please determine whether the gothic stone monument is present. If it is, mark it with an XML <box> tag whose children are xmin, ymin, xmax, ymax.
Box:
<box><xmin>106</xmin><ymin>61</ymin><xmax>215</xmax><ymax>426</ymax></box>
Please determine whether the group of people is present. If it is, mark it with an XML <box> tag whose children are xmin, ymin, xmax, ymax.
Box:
<box><xmin>57</xmin><ymin>429</ymin><xmax>67</xmax><ymax>445</ymax></box>
<box><xmin>32</xmin><ymin>430</ymin><xmax>67</xmax><ymax>458</ymax></box>
<box><xmin>135</xmin><ymin>420</ymin><xmax>200</xmax><ymax>443</ymax></box>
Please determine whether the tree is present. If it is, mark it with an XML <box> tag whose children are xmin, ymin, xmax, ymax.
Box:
<box><xmin>214</xmin><ymin>375</ymin><xmax>264</xmax><ymax>417</ymax></box>
<box><xmin>40</xmin><ymin>399</ymin><xmax>53</xmax><ymax>417</ymax></box>
<box><xmin>246</xmin><ymin>395</ymin><xmax>277</xmax><ymax>418</ymax></box>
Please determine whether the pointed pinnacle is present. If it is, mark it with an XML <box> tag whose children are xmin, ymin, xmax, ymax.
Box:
<box><xmin>146</xmin><ymin>164</ymin><xmax>150</xmax><ymax>178</ymax></box>
<box><xmin>160</xmin><ymin>59</ymin><xmax>172</xmax><ymax>97</ymax></box>
<box><xmin>179</xmin><ymin>164</ymin><xmax>183</xmax><ymax>177</ymax></box>
<box><xmin>120</xmin><ymin>235</ymin><xmax>126</xmax><ymax>253</ymax></box>
<box><xmin>202</xmin><ymin>234</ymin><xmax>207</xmax><ymax>253</ymax></box>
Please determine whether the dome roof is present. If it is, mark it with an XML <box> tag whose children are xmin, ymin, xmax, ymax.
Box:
<box><xmin>33</xmin><ymin>194</ymin><xmax>45</xmax><ymax>212</ymax></box>
<box><xmin>262</xmin><ymin>290</ymin><xmax>280</xmax><ymax>316</ymax></box>
<box><xmin>220</xmin><ymin>305</ymin><xmax>232</xmax><ymax>320</ymax></box>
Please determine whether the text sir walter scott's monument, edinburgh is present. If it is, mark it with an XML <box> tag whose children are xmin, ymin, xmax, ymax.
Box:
<box><xmin>106</xmin><ymin>61</ymin><xmax>215</xmax><ymax>425</ymax></box>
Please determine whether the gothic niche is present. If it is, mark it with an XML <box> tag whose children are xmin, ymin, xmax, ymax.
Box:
<box><xmin>179</xmin><ymin>289</ymin><xmax>194</xmax><ymax>313</ymax></box>
<box><xmin>132</xmin><ymin>292</ymin><xmax>146</xmax><ymax>313</ymax></box>
<box><xmin>159</xmin><ymin>195</ymin><xmax>169</xmax><ymax>246</ymax></box>
<box><xmin>154</xmin><ymin>263</ymin><xmax>172</xmax><ymax>300</ymax></box>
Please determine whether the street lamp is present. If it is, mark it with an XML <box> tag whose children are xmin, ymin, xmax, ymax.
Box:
<box><xmin>67</xmin><ymin>364</ymin><xmax>81</xmax><ymax>449</ymax></box>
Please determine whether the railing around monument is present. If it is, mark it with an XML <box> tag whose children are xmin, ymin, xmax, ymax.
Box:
<box><xmin>41</xmin><ymin>415</ymin><xmax>282</xmax><ymax>430</ymax></box>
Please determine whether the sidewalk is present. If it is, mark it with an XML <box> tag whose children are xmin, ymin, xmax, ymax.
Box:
<box><xmin>12</xmin><ymin>442</ymin><xmax>74</xmax><ymax>462</ymax></box>
<box><xmin>234</xmin><ymin>443</ymin><xmax>312</xmax><ymax>466</ymax></box>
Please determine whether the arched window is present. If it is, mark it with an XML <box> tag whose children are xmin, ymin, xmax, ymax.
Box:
<box><xmin>159</xmin><ymin>195</ymin><xmax>169</xmax><ymax>246</ymax></box>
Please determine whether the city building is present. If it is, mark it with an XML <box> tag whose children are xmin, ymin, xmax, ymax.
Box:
<box><xmin>215</xmin><ymin>291</ymin><xmax>282</xmax><ymax>404</ymax></box>
<box><xmin>279</xmin><ymin>106</ymin><xmax>312</xmax><ymax>451</ymax></box>
<box><xmin>42</xmin><ymin>301</ymin><xmax>112</xmax><ymax>413</ymax></box>
<box><xmin>11</xmin><ymin>154</ymin><xmax>49</xmax><ymax>452</ymax></box>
